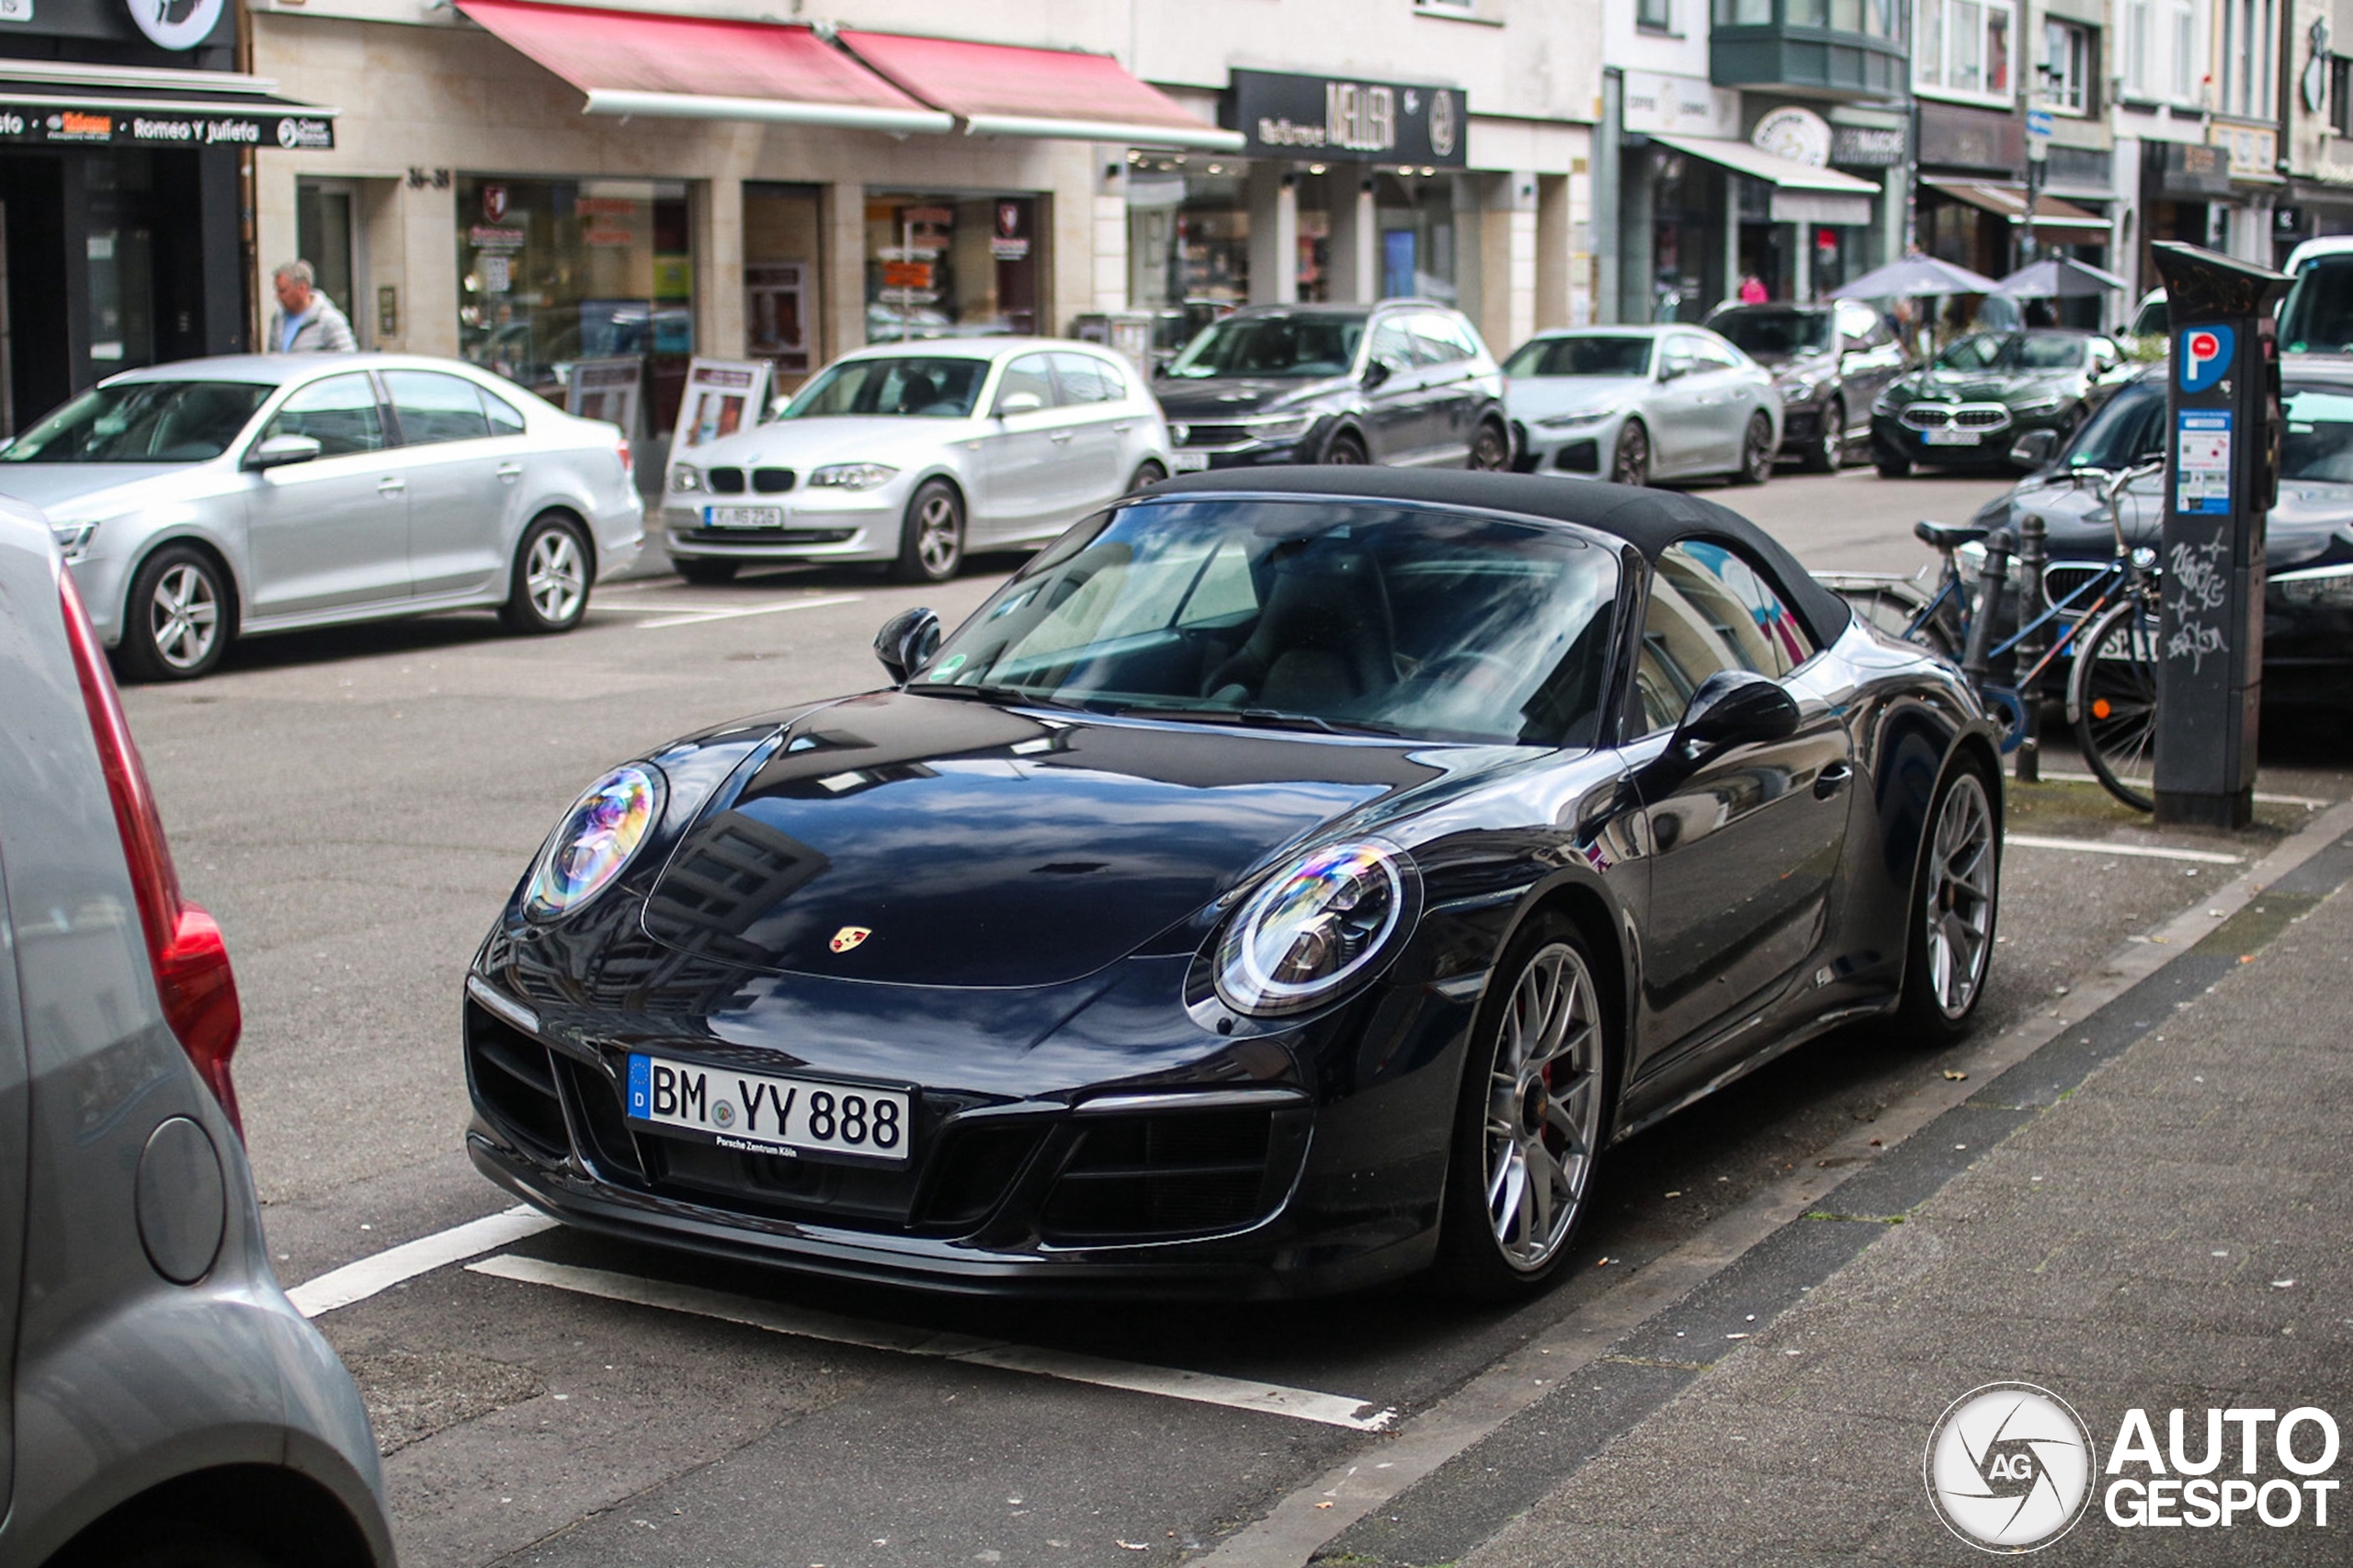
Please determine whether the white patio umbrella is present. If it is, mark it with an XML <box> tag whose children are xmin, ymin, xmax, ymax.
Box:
<box><xmin>1992</xmin><ymin>257</ymin><xmax>2131</xmax><ymax>298</ymax></box>
<box><xmin>1833</xmin><ymin>255</ymin><xmax>2004</xmax><ymax>300</ymax></box>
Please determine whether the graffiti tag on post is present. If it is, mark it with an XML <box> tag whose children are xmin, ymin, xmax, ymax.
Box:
<box><xmin>2165</xmin><ymin>536</ymin><xmax>2231</xmax><ymax>674</ymax></box>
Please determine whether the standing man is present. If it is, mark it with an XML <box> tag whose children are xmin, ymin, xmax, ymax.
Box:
<box><xmin>267</xmin><ymin>260</ymin><xmax>358</xmax><ymax>353</ymax></box>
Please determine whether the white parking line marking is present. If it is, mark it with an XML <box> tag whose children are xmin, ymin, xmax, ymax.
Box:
<box><xmin>467</xmin><ymin>1254</ymin><xmax>1397</xmax><ymax>1432</ymax></box>
<box><xmin>2031</xmin><ymin>770</ymin><xmax>2334</xmax><ymax>809</ymax></box>
<box><xmin>628</xmin><ymin>595</ymin><xmax>864</xmax><ymax>630</ymax></box>
<box><xmin>2006</xmin><ymin>833</ymin><xmax>2245</xmax><ymax>866</ymax></box>
<box><xmin>288</xmin><ymin>1206</ymin><xmax>558</xmax><ymax>1318</ymax></box>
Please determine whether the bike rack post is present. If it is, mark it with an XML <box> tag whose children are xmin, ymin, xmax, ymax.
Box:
<box><xmin>1960</xmin><ymin>528</ymin><xmax>2012</xmax><ymax>688</ymax></box>
<box><xmin>2012</xmin><ymin>514</ymin><xmax>2048</xmax><ymax>782</ymax></box>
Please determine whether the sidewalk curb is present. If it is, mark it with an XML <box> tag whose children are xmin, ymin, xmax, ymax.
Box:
<box><xmin>1194</xmin><ymin>801</ymin><xmax>2353</xmax><ymax>1568</ymax></box>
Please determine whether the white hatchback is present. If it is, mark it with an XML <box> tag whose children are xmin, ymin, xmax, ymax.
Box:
<box><xmin>661</xmin><ymin>338</ymin><xmax>1171</xmax><ymax>584</ymax></box>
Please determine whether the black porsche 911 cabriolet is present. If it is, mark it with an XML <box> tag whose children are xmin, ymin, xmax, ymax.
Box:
<box><xmin>462</xmin><ymin>469</ymin><xmax>2003</xmax><ymax>1299</ymax></box>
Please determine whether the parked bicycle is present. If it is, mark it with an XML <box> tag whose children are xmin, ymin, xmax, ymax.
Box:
<box><xmin>1814</xmin><ymin>457</ymin><xmax>2166</xmax><ymax>811</ymax></box>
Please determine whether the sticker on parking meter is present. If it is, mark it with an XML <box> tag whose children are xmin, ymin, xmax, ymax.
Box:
<box><xmin>2177</xmin><ymin>409</ymin><xmax>2233</xmax><ymax>515</ymax></box>
<box><xmin>2179</xmin><ymin>324</ymin><xmax>2234</xmax><ymax>392</ymax></box>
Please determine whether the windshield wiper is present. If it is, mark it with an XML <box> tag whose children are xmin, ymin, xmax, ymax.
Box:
<box><xmin>1105</xmin><ymin>701</ymin><xmax>1404</xmax><ymax>738</ymax></box>
<box><xmin>906</xmin><ymin>681</ymin><xmax>1066</xmax><ymax>708</ymax></box>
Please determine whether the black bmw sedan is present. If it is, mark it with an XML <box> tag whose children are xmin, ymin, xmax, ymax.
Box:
<box><xmin>1968</xmin><ymin>357</ymin><xmax>2353</xmax><ymax>706</ymax></box>
<box><xmin>463</xmin><ymin>470</ymin><xmax>2002</xmax><ymax>1299</ymax></box>
<box><xmin>1152</xmin><ymin>301</ymin><xmax>1511</xmax><ymax>472</ymax></box>
<box><xmin>1870</xmin><ymin>329</ymin><xmax>2132</xmax><ymax>476</ymax></box>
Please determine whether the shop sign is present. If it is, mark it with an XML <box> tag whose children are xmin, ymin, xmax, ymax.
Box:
<box><xmin>0</xmin><ymin>104</ymin><xmax>335</xmax><ymax>148</ymax></box>
<box><xmin>1831</xmin><ymin>124</ymin><xmax>1907</xmax><ymax>167</ymax></box>
<box><xmin>673</xmin><ymin>358</ymin><xmax>775</xmax><ymax>453</ymax></box>
<box><xmin>0</xmin><ymin>0</ymin><xmax>228</xmax><ymax>47</ymax></box>
<box><xmin>1917</xmin><ymin>99</ymin><xmax>2022</xmax><ymax>173</ymax></box>
<box><xmin>1621</xmin><ymin>71</ymin><xmax>1739</xmax><ymax>139</ymax></box>
<box><xmin>989</xmin><ymin>200</ymin><xmax>1029</xmax><ymax>262</ymax></box>
<box><xmin>469</xmin><ymin>226</ymin><xmax>526</xmax><ymax>249</ymax></box>
<box><xmin>1227</xmin><ymin>69</ymin><xmax>1468</xmax><ymax>169</ymax></box>
<box><xmin>566</xmin><ymin>357</ymin><xmax>643</xmax><ymax>437</ymax></box>
<box><xmin>2145</xmin><ymin>140</ymin><xmax>2234</xmax><ymax>198</ymax></box>
<box><xmin>1751</xmin><ymin>106</ymin><xmax>1833</xmax><ymax>168</ymax></box>
<box><xmin>127</xmin><ymin>0</ymin><xmax>221</xmax><ymax>51</ymax></box>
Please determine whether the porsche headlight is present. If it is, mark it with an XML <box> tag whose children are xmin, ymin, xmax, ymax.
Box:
<box><xmin>527</xmin><ymin>764</ymin><xmax>665</xmax><ymax>918</ymax></box>
<box><xmin>1213</xmin><ymin>839</ymin><xmax>1415</xmax><ymax>1017</ymax></box>
<box><xmin>808</xmin><ymin>462</ymin><xmax>898</xmax><ymax>491</ymax></box>
<box><xmin>669</xmin><ymin>464</ymin><xmax>703</xmax><ymax>494</ymax></box>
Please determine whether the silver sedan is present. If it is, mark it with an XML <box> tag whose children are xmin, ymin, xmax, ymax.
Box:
<box><xmin>0</xmin><ymin>354</ymin><xmax>643</xmax><ymax>680</ymax></box>
<box><xmin>662</xmin><ymin>338</ymin><xmax>1171</xmax><ymax>585</ymax></box>
<box><xmin>1505</xmin><ymin>326</ymin><xmax>1783</xmax><ymax>488</ymax></box>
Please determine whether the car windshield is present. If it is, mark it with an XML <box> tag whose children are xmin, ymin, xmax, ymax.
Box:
<box><xmin>1503</xmin><ymin>336</ymin><xmax>1654</xmax><ymax>378</ymax></box>
<box><xmin>1165</xmin><ymin>314</ymin><xmax>1366</xmax><ymax>379</ymax></box>
<box><xmin>779</xmin><ymin>357</ymin><xmax>986</xmax><ymax>418</ymax></box>
<box><xmin>1709</xmin><ymin>310</ymin><xmax>1833</xmax><ymax>357</ymax></box>
<box><xmin>2279</xmin><ymin>385</ymin><xmax>2353</xmax><ymax>481</ymax></box>
<box><xmin>2064</xmin><ymin>382</ymin><xmax>2167</xmax><ymax>470</ymax></box>
<box><xmin>1934</xmin><ymin>334</ymin><xmax>2086</xmax><ymax>372</ymax></box>
<box><xmin>3</xmin><ymin>381</ymin><xmax>273</xmax><ymax>463</ymax></box>
<box><xmin>915</xmin><ymin>498</ymin><xmax>1620</xmax><ymax>747</ymax></box>
<box><xmin>2279</xmin><ymin>256</ymin><xmax>2353</xmax><ymax>353</ymax></box>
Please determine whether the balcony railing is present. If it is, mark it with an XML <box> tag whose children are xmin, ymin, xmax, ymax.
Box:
<box><xmin>1711</xmin><ymin>0</ymin><xmax>1910</xmax><ymax>100</ymax></box>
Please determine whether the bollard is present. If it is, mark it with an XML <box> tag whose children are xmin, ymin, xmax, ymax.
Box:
<box><xmin>1960</xmin><ymin>528</ymin><xmax>2013</xmax><ymax>689</ymax></box>
<box><xmin>2012</xmin><ymin>514</ymin><xmax>2048</xmax><ymax>782</ymax></box>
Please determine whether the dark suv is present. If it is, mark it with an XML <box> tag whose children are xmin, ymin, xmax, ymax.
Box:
<box><xmin>1705</xmin><ymin>300</ymin><xmax>1912</xmax><ymax>471</ymax></box>
<box><xmin>1152</xmin><ymin>301</ymin><xmax>1510</xmax><ymax>472</ymax></box>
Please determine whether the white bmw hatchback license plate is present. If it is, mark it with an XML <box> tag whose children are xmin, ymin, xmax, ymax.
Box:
<box><xmin>1168</xmin><ymin>451</ymin><xmax>1211</xmax><ymax>472</ymax></box>
<box><xmin>626</xmin><ymin>1052</ymin><xmax>910</xmax><ymax>1162</ymax></box>
<box><xmin>705</xmin><ymin>505</ymin><xmax>786</xmax><ymax>528</ymax></box>
<box><xmin>1924</xmin><ymin>428</ymin><xmax>1981</xmax><ymax>446</ymax></box>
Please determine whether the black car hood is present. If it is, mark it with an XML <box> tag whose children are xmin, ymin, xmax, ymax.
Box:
<box><xmin>1153</xmin><ymin>377</ymin><xmax>1348</xmax><ymax>419</ymax></box>
<box><xmin>1902</xmin><ymin>368</ymin><xmax>2079</xmax><ymax>404</ymax></box>
<box><xmin>1981</xmin><ymin>472</ymin><xmax>2353</xmax><ymax>570</ymax></box>
<box><xmin>639</xmin><ymin>690</ymin><xmax>1433</xmax><ymax>988</ymax></box>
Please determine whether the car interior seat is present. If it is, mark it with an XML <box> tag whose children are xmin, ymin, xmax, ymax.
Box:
<box><xmin>1202</xmin><ymin>545</ymin><xmax>1396</xmax><ymax>710</ymax></box>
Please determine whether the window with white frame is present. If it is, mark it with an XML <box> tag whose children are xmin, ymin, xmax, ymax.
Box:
<box><xmin>2041</xmin><ymin>17</ymin><xmax>2093</xmax><ymax>112</ymax></box>
<box><xmin>2220</xmin><ymin>0</ymin><xmax>2275</xmax><ymax>117</ymax></box>
<box><xmin>1637</xmin><ymin>0</ymin><xmax>1675</xmax><ymax>30</ymax></box>
<box><xmin>2170</xmin><ymin>0</ymin><xmax>2199</xmax><ymax>101</ymax></box>
<box><xmin>1914</xmin><ymin>0</ymin><xmax>2015</xmax><ymax>101</ymax></box>
<box><xmin>2124</xmin><ymin>0</ymin><xmax>2152</xmax><ymax>95</ymax></box>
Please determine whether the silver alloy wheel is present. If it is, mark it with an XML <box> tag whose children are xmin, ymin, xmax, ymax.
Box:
<box><xmin>1743</xmin><ymin>414</ymin><xmax>1774</xmax><ymax>480</ymax></box>
<box><xmin>1614</xmin><ymin>423</ymin><xmax>1648</xmax><ymax>486</ymax></box>
<box><xmin>1923</xmin><ymin>771</ymin><xmax>1997</xmax><ymax>1017</ymax></box>
<box><xmin>1819</xmin><ymin>403</ymin><xmax>1844</xmax><ymax>470</ymax></box>
<box><xmin>150</xmin><ymin>562</ymin><xmax>222</xmax><ymax>672</ymax></box>
<box><xmin>1483</xmin><ymin>940</ymin><xmax>1604</xmax><ymax>1271</ymax></box>
<box><xmin>527</xmin><ymin>528</ymin><xmax>586</xmax><ymax>624</ymax></box>
<box><xmin>915</xmin><ymin>492</ymin><xmax>961</xmax><ymax>577</ymax></box>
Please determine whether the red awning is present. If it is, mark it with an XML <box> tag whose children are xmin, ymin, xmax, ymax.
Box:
<box><xmin>457</xmin><ymin>0</ymin><xmax>952</xmax><ymax>134</ymax></box>
<box><xmin>837</xmin><ymin>29</ymin><xmax>1241</xmax><ymax>151</ymax></box>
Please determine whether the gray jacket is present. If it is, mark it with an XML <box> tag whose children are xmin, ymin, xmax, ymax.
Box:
<box><xmin>267</xmin><ymin>293</ymin><xmax>358</xmax><ymax>353</ymax></box>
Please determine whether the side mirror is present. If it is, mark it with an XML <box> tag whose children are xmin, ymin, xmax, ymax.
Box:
<box><xmin>1360</xmin><ymin>357</ymin><xmax>1395</xmax><ymax>390</ymax></box>
<box><xmin>1668</xmin><ymin>669</ymin><xmax>1800</xmax><ymax>761</ymax></box>
<box><xmin>2009</xmin><ymin>428</ymin><xmax>2061</xmax><ymax>469</ymax></box>
<box><xmin>1658</xmin><ymin>358</ymin><xmax>1689</xmax><ymax>382</ymax></box>
<box><xmin>995</xmin><ymin>391</ymin><xmax>1045</xmax><ymax>417</ymax></box>
<box><xmin>873</xmin><ymin>607</ymin><xmax>941</xmax><ymax>685</ymax></box>
<box><xmin>246</xmin><ymin>433</ymin><xmax>324</xmax><ymax>471</ymax></box>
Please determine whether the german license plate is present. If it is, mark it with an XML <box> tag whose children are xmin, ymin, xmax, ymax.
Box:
<box><xmin>705</xmin><ymin>505</ymin><xmax>785</xmax><ymax>528</ymax></box>
<box><xmin>1168</xmin><ymin>451</ymin><xmax>1211</xmax><ymax>472</ymax></box>
<box><xmin>626</xmin><ymin>1052</ymin><xmax>910</xmax><ymax>1162</ymax></box>
<box><xmin>1924</xmin><ymin>428</ymin><xmax>1980</xmax><ymax>446</ymax></box>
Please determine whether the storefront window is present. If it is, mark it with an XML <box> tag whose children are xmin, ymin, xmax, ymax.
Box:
<box><xmin>456</xmin><ymin>176</ymin><xmax>693</xmax><ymax>430</ymax></box>
<box><xmin>1378</xmin><ymin>173</ymin><xmax>1458</xmax><ymax>304</ymax></box>
<box><xmin>865</xmin><ymin>193</ymin><xmax>1041</xmax><ymax>340</ymax></box>
<box><xmin>745</xmin><ymin>182</ymin><xmax>823</xmax><ymax>387</ymax></box>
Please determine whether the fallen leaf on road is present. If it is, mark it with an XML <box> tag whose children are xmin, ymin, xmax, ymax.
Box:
<box><xmin>1943</xmin><ymin>1070</ymin><xmax>1968</xmax><ymax>1081</ymax></box>
<box><xmin>2239</xmin><ymin>955</ymin><xmax>2255</xmax><ymax>964</ymax></box>
<box><xmin>1315</xmin><ymin>1502</ymin><xmax>1336</xmax><ymax>1510</ymax></box>
<box><xmin>1118</xmin><ymin>1542</ymin><xmax>1150</xmax><ymax>1551</ymax></box>
<box><xmin>2273</xmin><ymin>1279</ymin><xmax>2297</xmax><ymax>1289</ymax></box>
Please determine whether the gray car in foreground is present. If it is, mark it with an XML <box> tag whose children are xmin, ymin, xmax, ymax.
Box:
<box><xmin>0</xmin><ymin>498</ymin><xmax>392</xmax><ymax>1566</ymax></box>
<box><xmin>0</xmin><ymin>354</ymin><xmax>643</xmax><ymax>680</ymax></box>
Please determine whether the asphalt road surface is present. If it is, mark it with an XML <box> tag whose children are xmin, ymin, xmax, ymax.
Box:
<box><xmin>119</xmin><ymin>467</ymin><xmax>2351</xmax><ymax>1567</ymax></box>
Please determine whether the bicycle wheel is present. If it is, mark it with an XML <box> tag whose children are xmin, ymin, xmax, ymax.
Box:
<box><xmin>2069</xmin><ymin>595</ymin><xmax>2160</xmax><ymax>812</ymax></box>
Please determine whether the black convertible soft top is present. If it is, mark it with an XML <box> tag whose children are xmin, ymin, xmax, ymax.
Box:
<box><xmin>1142</xmin><ymin>468</ymin><xmax>1854</xmax><ymax>651</ymax></box>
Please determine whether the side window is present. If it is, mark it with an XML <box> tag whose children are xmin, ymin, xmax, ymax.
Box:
<box><xmin>1050</xmin><ymin>353</ymin><xmax>1118</xmax><ymax>404</ymax></box>
<box><xmin>1408</xmin><ymin>314</ymin><xmax>1472</xmax><ymax>366</ymax></box>
<box><xmin>1654</xmin><ymin>541</ymin><xmax>1815</xmax><ymax>679</ymax></box>
<box><xmin>1660</xmin><ymin>337</ymin><xmax>1701</xmax><ymax>379</ymax></box>
<box><xmin>479</xmin><ymin>384</ymin><xmax>528</xmax><ymax>436</ymax></box>
<box><xmin>1636</xmin><ymin>573</ymin><xmax>1743</xmax><ymax>734</ymax></box>
<box><xmin>1368</xmin><ymin>319</ymin><xmax>1415</xmax><ymax>370</ymax></box>
<box><xmin>1692</xmin><ymin>337</ymin><xmax>1744</xmax><ymax>371</ymax></box>
<box><xmin>261</xmin><ymin>372</ymin><xmax>384</xmax><ymax>458</ymax></box>
<box><xmin>385</xmin><ymin>370</ymin><xmax>494</xmax><ymax>446</ymax></box>
<box><xmin>996</xmin><ymin>354</ymin><xmax>1059</xmax><ymax>412</ymax></box>
<box><xmin>1836</xmin><ymin>301</ymin><xmax>1880</xmax><ymax>347</ymax></box>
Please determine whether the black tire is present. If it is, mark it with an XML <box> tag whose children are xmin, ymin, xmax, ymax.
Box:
<box><xmin>1611</xmin><ymin>421</ymin><xmax>1651</xmax><ymax>487</ymax></box>
<box><xmin>1322</xmin><ymin>431</ymin><xmax>1369</xmax><ymax>465</ymax></box>
<box><xmin>117</xmin><ymin>543</ymin><xmax>232</xmax><ymax>682</ymax></box>
<box><xmin>1733</xmin><ymin>412</ymin><xmax>1775</xmax><ymax>484</ymax></box>
<box><xmin>500</xmin><ymin>514</ymin><xmax>593</xmax><ymax>633</ymax></box>
<box><xmin>674</xmin><ymin>557</ymin><xmax>739</xmax><ymax>585</ymax></box>
<box><xmin>1875</xmin><ymin>449</ymin><xmax>1914</xmax><ymax>478</ymax></box>
<box><xmin>1802</xmin><ymin>400</ymin><xmax>1845</xmax><ymax>473</ymax></box>
<box><xmin>2069</xmin><ymin>595</ymin><xmax>2160</xmax><ymax>812</ymax></box>
<box><xmin>1434</xmin><ymin>915</ymin><xmax>1613</xmax><ymax>1300</ymax></box>
<box><xmin>891</xmin><ymin>478</ymin><xmax>964</xmax><ymax>584</ymax></box>
<box><xmin>51</xmin><ymin>1524</ymin><xmax>275</xmax><ymax>1568</ymax></box>
<box><xmin>1127</xmin><ymin>459</ymin><xmax>1168</xmax><ymax>493</ymax></box>
<box><xmin>1895</xmin><ymin>758</ymin><xmax>2001</xmax><ymax>1043</ymax></box>
<box><xmin>1467</xmin><ymin>418</ymin><xmax>1511</xmax><ymax>471</ymax></box>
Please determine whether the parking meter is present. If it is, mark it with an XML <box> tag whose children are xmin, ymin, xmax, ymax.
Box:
<box><xmin>2149</xmin><ymin>242</ymin><xmax>2288</xmax><ymax>829</ymax></box>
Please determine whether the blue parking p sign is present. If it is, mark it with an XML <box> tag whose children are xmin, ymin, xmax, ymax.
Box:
<box><xmin>2179</xmin><ymin>324</ymin><xmax>2234</xmax><ymax>392</ymax></box>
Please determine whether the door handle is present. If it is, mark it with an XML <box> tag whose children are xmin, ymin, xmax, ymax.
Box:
<box><xmin>1111</xmin><ymin>422</ymin><xmax>1133</xmax><ymax>433</ymax></box>
<box><xmin>497</xmin><ymin>463</ymin><xmax>524</xmax><ymax>482</ymax></box>
<box><xmin>1813</xmin><ymin>762</ymin><xmax>1853</xmax><ymax>800</ymax></box>
<box><xmin>1049</xmin><ymin>430</ymin><xmax>1074</xmax><ymax>444</ymax></box>
<box><xmin>377</xmin><ymin>478</ymin><xmax>406</xmax><ymax>495</ymax></box>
